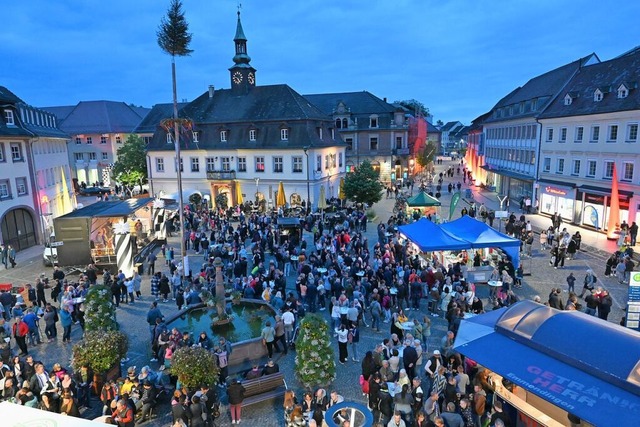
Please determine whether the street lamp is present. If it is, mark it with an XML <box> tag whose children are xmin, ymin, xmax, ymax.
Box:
<box><xmin>303</xmin><ymin>146</ymin><xmax>311</xmax><ymax>214</ymax></box>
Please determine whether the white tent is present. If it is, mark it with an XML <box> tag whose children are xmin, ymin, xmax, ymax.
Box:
<box><xmin>0</xmin><ymin>401</ymin><xmax>105</xmax><ymax>426</ymax></box>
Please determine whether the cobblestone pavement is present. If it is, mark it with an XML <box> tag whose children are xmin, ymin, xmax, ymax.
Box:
<box><xmin>0</xmin><ymin>160</ymin><xmax>634</xmax><ymax>425</ymax></box>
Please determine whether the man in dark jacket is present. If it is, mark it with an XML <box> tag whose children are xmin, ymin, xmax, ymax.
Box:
<box><xmin>402</xmin><ymin>343</ymin><xmax>418</xmax><ymax>381</ymax></box>
<box><xmin>598</xmin><ymin>290</ymin><xmax>613</xmax><ymax>320</ymax></box>
<box><xmin>137</xmin><ymin>381</ymin><xmax>157</xmax><ymax>423</ymax></box>
<box><xmin>378</xmin><ymin>383</ymin><xmax>394</xmax><ymax>425</ymax></box>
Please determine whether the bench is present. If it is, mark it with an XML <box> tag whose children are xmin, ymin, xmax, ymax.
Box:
<box><xmin>240</xmin><ymin>372</ymin><xmax>287</xmax><ymax>407</ymax></box>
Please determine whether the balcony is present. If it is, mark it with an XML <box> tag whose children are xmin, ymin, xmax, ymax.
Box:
<box><xmin>206</xmin><ymin>170</ymin><xmax>236</xmax><ymax>180</ymax></box>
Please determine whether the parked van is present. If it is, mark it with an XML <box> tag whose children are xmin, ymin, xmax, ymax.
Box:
<box><xmin>43</xmin><ymin>233</ymin><xmax>58</xmax><ymax>266</ymax></box>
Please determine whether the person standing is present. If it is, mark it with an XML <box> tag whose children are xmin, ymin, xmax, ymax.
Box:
<box><xmin>227</xmin><ymin>378</ymin><xmax>245</xmax><ymax>425</ymax></box>
<box><xmin>348</xmin><ymin>323</ymin><xmax>360</xmax><ymax>362</ymax></box>
<box><xmin>274</xmin><ymin>315</ymin><xmax>288</xmax><ymax>355</ymax></box>
<box><xmin>566</xmin><ymin>273</ymin><xmax>576</xmax><ymax>294</ymax></box>
<box><xmin>598</xmin><ymin>290</ymin><xmax>613</xmax><ymax>320</ymax></box>
<box><xmin>0</xmin><ymin>244</ymin><xmax>7</xmax><ymax>269</ymax></box>
<box><xmin>147</xmin><ymin>252</ymin><xmax>157</xmax><ymax>276</ymax></box>
<box><xmin>43</xmin><ymin>304</ymin><xmax>58</xmax><ymax>342</ymax></box>
<box><xmin>261</xmin><ymin>321</ymin><xmax>276</xmax><ymax>358</ymax></box>
<box><xmin>60</xmin><ymin>305</ymin><xmax>73</xmax><ymax>343</ymax></box>
<box><xmin>7</xmin><ymin>245</ymin><xmax>16</xmax><ymax>268</ymax></box>
<box><xmin>12</xmin><ymin>316</ymin><xmax>29</xmax><ymax>356</ymax></box>
<box><xmin>335</xmin><ymin>324</ymin><xmax>349</xmax><ymax>364</ymax></box>
<box><xmin>630</xmin><ymin>222</ymin><xmax>638</xmax><ymax>246</ymax></box>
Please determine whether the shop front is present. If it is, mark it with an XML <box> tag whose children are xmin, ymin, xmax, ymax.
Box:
<box><xmin>575</xmin><ymin>185</ymin><xmax>632</xmax><ymax>231</ymax></box>
<box><xmin>538</xmin><ymin>181</ymin><xmax>576</xmax><ymax>221</ymax></box>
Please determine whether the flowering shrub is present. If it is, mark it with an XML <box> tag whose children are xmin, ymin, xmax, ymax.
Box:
<box><xmin>72</xmin><ymin>330</ymin><xmax>128</xmax><ymax>373</ymax></box>
<box><xmin>170</xmin><ymin>346</ymin><xmax>220</xmax><ymax>388</ymax></box>
<box><xmin>295</xmin><ymin>314</ymin><xmax>336</xmax><ymax>388</ymax></box>
<box><xmin>84</xmin><ymin>285</ymin><xmax>117</xmax><ymax>332</ymax></box>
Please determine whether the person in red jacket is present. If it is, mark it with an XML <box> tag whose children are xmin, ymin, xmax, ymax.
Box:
<box><xmin>12</xmin><ymin>317</ymin><xmax>29</xmax><ymax>356</ymax></box>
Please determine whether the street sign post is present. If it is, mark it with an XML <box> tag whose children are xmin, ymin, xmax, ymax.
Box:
<box><xmin>625</xmin><ymin>272</ymin><xmax>640</xmax><ymax>330</ymax></box>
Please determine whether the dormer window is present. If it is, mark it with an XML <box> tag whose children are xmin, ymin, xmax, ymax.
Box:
<box><xmin>564</xmin><ymin>94</ymin><xmax>573</xmax><ymax>106</ymax></box>
<box><xmin>369</xmin><ymin>116</ymin><xmax>378</xmax><ymax>128</ymax></box>
<box><xmin>192</xmin><ymin>131</ymin><xmax>199</xmax><ymax>143</ymax></box>
<box><xmin>166</xmin><ymin>133</ymin><xmax>173</xmax><ymax>144</ymax></box>
<box><xmin>618</xmin><ymin>84</ymin><xmax>629</xmax><ymax>99</ymax></box>
<box><xmin>220</xmin><ymin>130</ymin><xmax>227</xmax><ymax>142</ymax></box>
<box><xmin>4</xmin><ymin>110</ymin><xmax>14</xmax><ymax>126</ymax></box>
<box><xmin>318</xmin><ymin>127</ymin><xmax>323</xmax><ymax>140</ymax></box>
<box><xmin>249</xmin><ymin>129</ymin><xmax>256</xmax><ymax>141</ymax></box>
<box><xmin>280</xmin><ymin>128</ymin><xmax>289</xmax><ymax>141</ymax></box>
<box><xmin>594</xmin><ymin>89</ymin><xmax>603</xmax><ymax>102</ymax></box>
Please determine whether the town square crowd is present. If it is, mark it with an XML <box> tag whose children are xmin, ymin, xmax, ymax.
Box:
<box><xmin>0</xmin><ymin>184</ymin><xmax>634</xmax><ymax>427</ymax></box>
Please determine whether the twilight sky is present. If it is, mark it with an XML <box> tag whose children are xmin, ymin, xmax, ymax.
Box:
<box><xmin>2</xmin><ymin>0</ymin><xmax>638</xmax><ymax>124</ymax></box>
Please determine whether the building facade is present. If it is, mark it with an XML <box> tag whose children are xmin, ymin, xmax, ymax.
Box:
<box><xmin>480</xmin><ymin>54</ymin><xmax>600</xmax><ymax>204</ymax></box>
<box><xmin>303</xmin><ymin>92</ymin><xmax>409</xmax><ymax>183</ymax></box>
<box><xmin>538</xmin><ymin>47</ymin><xmax>640</xmax><ymax>229</ymax></box>
<box><xmin>44</xmin><ymin>101</ymin><xmax>149</xmax><ymax>187</ymax></box>
<box><xmin>0</xmin><ymin>86</ymin><xmax>72</xmax><ymax>250</ymax></box>
<box><xmin>144</xmin><ymin>12</ymin><xmax>346</xmax><ymax>209</ymax></box>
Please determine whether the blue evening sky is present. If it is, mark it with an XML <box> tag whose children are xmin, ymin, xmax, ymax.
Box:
<box><xmin>2</xmin><ymin>0</ymin><xmax>638</xmax><ymax>124</ymax></box>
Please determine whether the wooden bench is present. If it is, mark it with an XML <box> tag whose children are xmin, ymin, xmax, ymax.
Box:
<box><xmin>240</xmin><ymin>372</ymin><xmax>287</xmax><ymax>407</ymax></box>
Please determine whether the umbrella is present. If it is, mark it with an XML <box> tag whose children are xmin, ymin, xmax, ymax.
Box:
<box><xmin>318</xmin><ymin>185</ymin><xmax>327</xmax><ymax>210</ymax></box>
<box><xmin>338</xmin><ymin>177</ymin><xmax>346</xmax><ymax>200</ymax></box>
<box><xmin>276</xmin><ymin>181</ymin><xmax>286</xmax><ymax>207</ymax></box>
<box><xmin>235</xmin><ymin>181</ymin><xmax>243</xmax><ymax>205</ymax></box>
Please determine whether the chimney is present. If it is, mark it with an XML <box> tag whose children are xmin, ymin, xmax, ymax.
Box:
<box><xmin>208</xmin><ymin>85</ymin><xmax>215</xmax><ymax>98</ymax></box>
<box><xmin>383</xmin><ymin>97</ymin><xmax>387</xmax><ymax>102</ymax></box>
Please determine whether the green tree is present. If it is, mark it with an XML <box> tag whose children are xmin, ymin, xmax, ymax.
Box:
<box><xmin>394</xmin><ymin>99</ymin><xmax>429</xmax><ymax>117</ymax></box>
<box><xmin>343</xmin><ymin>160</ymin><xmax>383</xmax><ymax>206</ymax></box>
<box><xmin>112</xmin><ymin>134</ymin><xmax>147</xmax><ymax>195</ymax></box>
<box><xmin>157</xmin><ymin>0</ymin><xmax>193</xmax><ymax>268</ymax></box>
<box><xmin>83</xmin><ymin>285</ymin><xmax>117</xmax><ymax>332</ymax></box>
<box><xmin>416</xmin><ymin>141</ymin><xmax>438</xmax><ymax>168</ymax></box>
<box><xmin>295</xmin><ymin>314</ymin><xmax>336</xmax><ymax>388</ymax></box>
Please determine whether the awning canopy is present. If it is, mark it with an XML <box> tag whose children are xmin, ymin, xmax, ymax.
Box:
<box><xmin>454</xmin><ymin>301</ymin><xmax>640</xmax><ymax>427</ymax></box>
<box><xmin>57</xmin><ymin>198</ymin><xmax>154</xmax><ymax>219</ymax></box>
<box><xmin>441</xmin><ymin>215</ymin><xmax>521</xmax><ymax>267</ymax></box>
<box><xmin>407</xmin><ymin>191</ymin><xmax>441</xmax><ymax>207</ymax></box>
<box><xmin>398</xmin><ymin>218</ymin><xmax>469</xmax><ymax>251</ymax></box>
<box><xmin>0</xmin><ymin>401</ymin><xmax>102</xmax><ymax>426</ymax></box>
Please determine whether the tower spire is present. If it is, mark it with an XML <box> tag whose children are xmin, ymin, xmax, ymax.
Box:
<box><xmin>229</xmin><ymin>9</ymin><xmax>256</xmax><ymax>90</ymax></box>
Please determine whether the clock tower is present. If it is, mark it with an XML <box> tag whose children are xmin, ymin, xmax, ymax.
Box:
<box><xmin>229</xmin><ymin>11</ymin><xmax>256</xmax><ymax>94</ymax></box>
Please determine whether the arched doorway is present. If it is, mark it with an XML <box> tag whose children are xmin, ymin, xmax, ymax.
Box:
<box><xmin>1</xmin><ymin>208</ymin><xmax>37</xmax><ymax>251</ymax></box>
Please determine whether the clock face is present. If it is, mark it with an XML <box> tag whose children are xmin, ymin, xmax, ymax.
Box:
<box><xmin>232</xmin><ymin>71</ymin><xmax>243</xmax><ymax>84</ymax></box>
<box><xmin>247</xmin><ymin>72</ymin><xmax>255</xmax><ymax>85</ymax></box>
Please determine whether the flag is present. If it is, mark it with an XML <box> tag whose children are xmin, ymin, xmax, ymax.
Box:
<box><xmin>450</xmin><ymin>191</ymin><xmax>461</xmax><ymax>220</ymax></box>
<box><xmin>584</xmin><ymin>205</ymin><xmax>599</xmax><ymax>230</ymax></box>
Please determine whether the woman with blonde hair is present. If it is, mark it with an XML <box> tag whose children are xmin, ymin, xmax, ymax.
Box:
<box><xmin>283</xmin><ymin>389</ymin><xmax>297</xmax><ymax>421</ymax></box>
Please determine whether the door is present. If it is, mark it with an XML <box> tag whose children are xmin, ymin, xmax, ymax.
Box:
<box><xmin>1</xmin><ymin>208</ymin><xmax>37</xmax><ymax>251</ymax></box>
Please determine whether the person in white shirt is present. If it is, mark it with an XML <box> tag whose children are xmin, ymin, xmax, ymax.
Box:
<box><xmin>281</xmin><ymin>309</ymin><xmax>295</xmax><ymax>344</ymax></box>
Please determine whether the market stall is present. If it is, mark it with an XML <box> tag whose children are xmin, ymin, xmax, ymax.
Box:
<box><xmin>454</xmin><ymin>301</ymin><xmax>640</xmax><ymax>427</ymax></box>
<box><xmin>406</xmin><ymin>191</ymin><xmax>441</xmax><ymax>220</ymax></box>
<box><xmin>440</xmin><ymin>215</ymin><xmax>521</xmax><ymax>268</ymax></box>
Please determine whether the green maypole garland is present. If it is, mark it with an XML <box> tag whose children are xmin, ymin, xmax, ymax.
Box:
<box><xmin>294</xmin><ymin>314</ymin><xmax>336</xmax><ymax>388</ymax></box>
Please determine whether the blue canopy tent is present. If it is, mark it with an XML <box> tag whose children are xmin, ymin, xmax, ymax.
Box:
<box><xmin>454</xmin><ymin>301</ymin><xmax>640</xmax><ymax>427</ymax></box>
<box><xmin>398</xmin><ymin>218</ymin><xmax>470</xmax><ymax>252</ymax></box>
<box><xmin>441</xmin><ymin>215</ymin><xmax>521</xmax><ymax>267</ymax></box>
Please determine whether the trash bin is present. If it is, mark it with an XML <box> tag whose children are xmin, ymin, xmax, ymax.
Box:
<box><xmin>135</xmin><ymin>263</ymin><xmax>144</xmax><ymax>275</ymax></box>
<box><xmin>465</xmin><ymin>189</ymin><xmax>472</xmax><ymax>198</ymax></box>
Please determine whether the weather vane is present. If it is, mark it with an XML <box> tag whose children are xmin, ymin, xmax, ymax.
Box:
<box><xmin>238</xmin><ymin>2</ymin><xmax>242</xmax><ymax>12</ymax></box>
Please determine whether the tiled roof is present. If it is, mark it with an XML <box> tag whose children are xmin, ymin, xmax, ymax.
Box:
<box><xmin>0</xmin><ymin>86</ymin><xmax>23</xmax><ymax>104</ymax></box>
<box><xmin>426</xmin><ymin>121</ymin><xmax>440</xmax><ymax>133</ymax></box>
<box><xmin>42</xmin><ymin>101</ymin><xmax>149</xmax><ymax>134</ymax></box>
<box><xmin>540</xmin><ymin>47</ymin><xmax>640</xmax><ymax>118</ymax></box>
<box><xmin>441</xmin><ymin>121</ymin><xmax>463</xmax><ymax>132</ymax></box>
<box><xmin>134</xmin><ymin>102</ymin><xmax>187</xmax><ymax>134</ymax></box>
<box><xmin>303</xmin><ymin>91</ymin><xmax>397</xmax><ymax>116</ymax></box>
<box><xmin>146</xmin><ymin>85</ymin><xmax>344</xmax><ymax>151</ymax></box>
<box><xmin>484</xmin><ymin>54</ymin><xmax>600</xmax><ymax>123</ymax></box>
<box><xmin>183</xmin><ymin>84</ymin><xmax>329</xmax><ymax>123</ymax></box>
